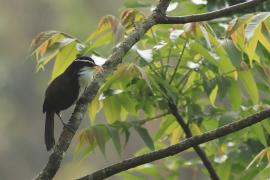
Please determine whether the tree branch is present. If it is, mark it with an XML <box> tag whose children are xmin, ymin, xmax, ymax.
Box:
<box><xmin>34</xmin><ymin>0</ymin><xmax>171</xmax><ymax>179</ymax></box>
<box><xmin>156</xmin><ymin>0</ymin><xmax>266</xmax><ymax>24</ymax></box>
<box><xmin>78</xmin><ymin>108</ymin><xmax>270</xmax><ymax>180</ymax></box>
<box><xmin>169</xmin><ymin>103</ymin><xmax>219</xmax><ymax>180</ymax></box>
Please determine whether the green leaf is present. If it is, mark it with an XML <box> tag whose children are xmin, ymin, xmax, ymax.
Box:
<box><xmin>261</xmin><ymin>119</ymin><xmax>270</xmax><ymax>134</ymax></box>
<box><xmin>118</xmin><ymin>172</ymin><xmax>142</xmax><ymax>180</ymax></box>
<box><xmin>170</xmin><ymin>127</ymin><xmax>182</xmax><ymax>145</ymax></box>
<box><xmin>227</xmin><ymin>80</ymin><xmax>242</xmax><ymax>110</ymax></box>
<box><xmin>122</xmin><ymin>124</ymin><xmax>130</xmax><ymax>147</ymax></box>
<box><xmin>75</xmin><ymin>128</ymin><xmax>97</xmax><ymax>158</ymax></box>
<box><xmin>134</xmin><ymin>125</ymin><xmax>155</xmax><ymax>151</ymax></box>
<box><xmin>150</xmin><ymin>74</ymin><xmax>177</xmax><ymax>104</ymax></box>
<box><xmin>103</xmin><ymin>96</ymin><xmax>121</xmax><ymax>123</ymax></box>
<box><xmin>123</xmin><ymin>0</ymin><xmax>150</xmax><ymax>8</ymax></box>
<box><xmin>131</xmin><ymin>163</ymin><xmax>159</xmax><ymax>176</ymax></box>
<box><xmin>209</xmin><ymin>84</ymin><xmax>218</xmax><ymax>107</ymax></box>
<box><xmin>239</xmin><ymin>70</ymin><xmax>259</xmax><ymax>104</ymax></box>
<box><xmin>258</xmin><ymin>27</ymin><xmax>270</xmax><ymax>52</ymax></box>
<box><xmin>88</xmin><ymin>95</ymin><xmax>101</xmax><ymax>124</ymax></box>
<box><xmin>217</xmin><ymin>160</ymin><xmax>231</xmax><ymax>180</ymax></box>
<box><xmin>189</xmin><ymin>41</ymin><xmax>219</xmax><ymax>66</ymax></box>
<box><xmin>120</xmin><ymin>107</ymin><xmax>129</xmax><ymax>121</ymax></box>
<box><xmin>154</xmin><ymin>114</ymin><xmax>174</xmax><ymax>140</ymax></box>
<box><xmin>223</xmin><ymin>39</ymin><xmax>242</xmax><ymax>69</ymax></box>
<box><xmin>51</xmin><ymin>41</ymin><xmax>77</xmax><ymax>81</ymax></box>
<box><xmin>207</xmin><ymin>30</ymin><xmax>235</xmax><ymax>74</ymax></box>
<box><xmin>251</xmin><ymin>123</ymin><xmax>267</xmax><ymax>147</ymax></box>
<box><xmin>202</xmin><ymin>118</ymin><xmax>218</xmax><ymax>131</ymax></box>
<box><xmin>256</xmin><ymin>165</ymin><xmax>270</xmax><ymax>179</ymax></box>
<box><xmin>118</xmin><ymin>94</ymin><xmax>137</xmax><ymax>115</ymax></box>
<box><xmin>108</xmin><ymin>126</ymin><xmax>122</xmax><ymax>155</ymax></box>
<box><xmin>245</xmin><ymin>27</ymin><xmax>260</xmax><ymax>66</ymax></box>
<box><xmin>94</xmin><ymin>125</ymin><xmax>109</xmax><ymax>156</ymax></box>
<box><xmin>199</xmin><ymin>24</ymin><xmax>211</xmax><ymax>49</ymax></box>
<box><xmin>246</xmin><ymin>148</ymin><xmax>266</xmax><ymax>170</ymax></box>
<box><xmin>36</xmin><ymin>50</ymin><xmax>59</xmax><ymax>72</ymax></box>
<box><xmin>134</xmin><ymin>65</ymin><xmax>152</xmax><ymax>90</ymax></box>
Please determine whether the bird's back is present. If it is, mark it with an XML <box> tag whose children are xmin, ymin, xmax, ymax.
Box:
<box><xmin>43</xmin><ymin>73</ymin><xmax>79</xmax><ymax>113</ymax></box>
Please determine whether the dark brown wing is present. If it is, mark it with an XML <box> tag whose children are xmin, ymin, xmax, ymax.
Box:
<box><xmin>43</xmin><ymin>73</ymin><xmax>79</xmax><ymax>113</ymax></box>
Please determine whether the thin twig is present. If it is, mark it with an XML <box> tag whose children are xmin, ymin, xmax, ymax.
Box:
<box><xmin>164</xmin><ymin>44</ymin><xmax>173</xmax><ymax>77</ymax></box>
<box><xmin>150</xmin><ymin>28</ymin><xmax>166</xmax><ymax>77</ymax></box>
<box><xmin>137</xmin><ymin>112</ymin><xmax>170</xmax><ymax>125</ymax></box>
<box><xmin>176</xmin><ymin>70</ymin><xmax>192</xmax><ymax>91</ymax></box>
<box><xmin>169</xmin><ymin>40</ymin><xmax>188</xmax><ymax>84</ymax></box>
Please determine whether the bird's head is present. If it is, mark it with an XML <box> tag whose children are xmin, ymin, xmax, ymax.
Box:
<box><xmin>72</xmin><ymin>56</ymin><xmax>104</xmax><ymax>74</ymax></box>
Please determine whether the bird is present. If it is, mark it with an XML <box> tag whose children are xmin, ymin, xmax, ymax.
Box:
<box><xmin>42</xmin><ymin>56</ymin><xmax>103</xmax><ymax>151</ymax></box>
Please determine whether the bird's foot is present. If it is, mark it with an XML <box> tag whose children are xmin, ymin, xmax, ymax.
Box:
<box><xmin>56</xmin><ymin>112</ymin><xmax>76</xmax><ymax>133</ymax></box>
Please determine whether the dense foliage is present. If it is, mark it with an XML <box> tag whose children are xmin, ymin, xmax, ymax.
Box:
<box><xmin>31</xmin><ymin>0</ymin><xmax>270</xmax><ymax>179</ymax></box>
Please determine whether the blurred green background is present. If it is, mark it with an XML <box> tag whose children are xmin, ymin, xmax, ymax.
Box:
<box><xmin>0</xmin><ymin>0</ymin><xmax>128</xmax><ymax>179</ymax></box>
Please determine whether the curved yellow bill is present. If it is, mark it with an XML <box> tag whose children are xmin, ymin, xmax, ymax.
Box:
<box><xmin>94</xmin><ymin>66</ymin><xmax>104</xmax><ymax>74</ymax></box>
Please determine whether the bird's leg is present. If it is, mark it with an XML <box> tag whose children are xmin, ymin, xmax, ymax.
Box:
<box><xmin>56</xmin><ymin>112</ymin><xmax>65</xmax><ymax>126</ymax></box>
<box><xmin>56</xmin><ymin>112</ymin><xmax>75</xmax><ymax>133</ymax></box>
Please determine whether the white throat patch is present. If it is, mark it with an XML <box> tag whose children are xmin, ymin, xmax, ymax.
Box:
<box><xmin>78</xmin><ymin>67</ymin><xmax>96</xmax><ymax>97</ymax></box>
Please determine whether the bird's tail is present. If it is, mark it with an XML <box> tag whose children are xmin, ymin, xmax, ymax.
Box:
<box><xmin>45</xmin><ymin>112</ymin><xmax>55</xmax><ymax>151</ymax></box>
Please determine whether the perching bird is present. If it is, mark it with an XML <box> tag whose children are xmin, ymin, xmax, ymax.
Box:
<box><xmin>42</xmin><ymin>56</ymin><xmax>103</xmax><ymax>151</ymax></box>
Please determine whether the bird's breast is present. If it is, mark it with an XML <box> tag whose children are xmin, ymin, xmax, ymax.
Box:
<box><xmin>78</xmin><ymin>67</ymin><xmax>96</xmax><ymax>97</ymax></box>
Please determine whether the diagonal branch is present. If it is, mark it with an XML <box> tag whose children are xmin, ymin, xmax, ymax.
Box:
<box><xmin>156</xmin><ymin>0</ymin><xmax>266</xmax><ymax>24</ymax></box>
<box><xmin>34</xmin><ymin>0</ymin><xmax>171</xmax><ymax>179</ymax></box>
<box><xmin>169</xmin><ymin>103</ymin><xmax>219</xmax><ymax>180</ymax></box>
<box><xmin>78</xmin><ymin>108</ymin><xmax>270</xmax><ymax>180</ymax></box>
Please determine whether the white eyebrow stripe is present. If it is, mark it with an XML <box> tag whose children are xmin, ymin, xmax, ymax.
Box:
<box><xmin>75</xmin><ymin>59</ymin><xmax>94</xmax><ymax>63</ymax></box>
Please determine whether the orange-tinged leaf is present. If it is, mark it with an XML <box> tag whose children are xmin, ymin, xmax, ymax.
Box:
<box><xmin>226</xmin><ymin>14</ymin><xmax>252</xmax><ymax>37</ymax></box>
<box><xmin>183</xmin><ymin>22</ymin><xmax>197</xmax><ymax>37</ymax></box>
<box><xmin>30</xmin><ymin>31</ymin><xmax>59</xmax><ymax>51</ymax></box>
<box><xmin>86</xmin><ymin>15</ymin><xmax>123</xmax><ymax>43</ymax></box>
<box><xmin>120</xmin><ymin>9</ymin><xmax>145</xmax><ymax>30</ymax></box>
<box><xmin>83</xmin><ymin>15</ymin><xmax>123</xmax><ymax>54</ymax></box>
<box><xmin>230</xmin><ymin>25</ymin><xmax>245</xmax><ymax>50</ymax></box>
<box><xmin>39</xmin><ymin>40</ymin><xmax>49</xmax><ymax>57</ymax></box>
